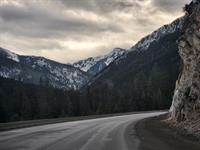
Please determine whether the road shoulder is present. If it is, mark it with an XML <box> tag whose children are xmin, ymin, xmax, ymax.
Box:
<box><xmin>135</xmin><ymin>114</ymin><xmax>200</xmax><ymax>150</ymax></box>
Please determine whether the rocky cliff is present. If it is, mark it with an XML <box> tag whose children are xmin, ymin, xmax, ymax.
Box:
<box><xmin>170</xmin><ymin>1</ymin><xmax>200</xmax><ymax>137</ymax></box>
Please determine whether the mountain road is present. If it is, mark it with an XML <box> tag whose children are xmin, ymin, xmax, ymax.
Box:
<box><xmin>0</xmin><ymin>112</ymin><xmax>165</xmax><ymax>150</ymax></box>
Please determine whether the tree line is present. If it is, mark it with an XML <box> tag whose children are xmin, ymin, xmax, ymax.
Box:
<box><xmin>0</xmin><ymin>61</ymin><xmax>178</xmax><ymax>122</ymax></box>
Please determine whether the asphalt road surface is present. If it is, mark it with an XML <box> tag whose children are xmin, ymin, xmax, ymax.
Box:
<box><xmin>0</xmin><ymin>112</ymin><xmax>165</xmax><ymax>150</ymax></box>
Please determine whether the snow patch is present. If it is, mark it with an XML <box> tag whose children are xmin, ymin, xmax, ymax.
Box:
<box><xmin>131</xmin><ymin>17</ymin><xmax>185</xmax><ymax>52</ymax></box>
<box><xmin>36</xmin><ymin>58</ymin><xmax>49</xmax><ymax>67</ymax></box>
<box><xmin>73</xmin><ymin>48</ymin><xmax>126</xmax><ymax>73</ymax></box>
<box><xmin>0</xmin><ymin>67</ymin><xmax>21</xmax><ymax>78</ymax></box>
<box><xmin>2</xmin><ymin>48</ymin><xmax>20</xmax><ymax>62</ymax></box>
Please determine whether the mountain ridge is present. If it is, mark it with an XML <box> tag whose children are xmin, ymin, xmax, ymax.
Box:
<box><xmin>0</xmin><ymin>16</ymin><xmax>186</xmax><ymax>91</ymax></box>
<box><xmin>81</xmin><ymin>14</ymin><xmax>184</xmax><ymax>113</ymax></box>
<box><xmin>0</xmin><ymin>47</ymin><xmax>90</xmax><ymax>90</ymax></box>
<box><xmin>130</xmin><ymin>17</ymin><xmax>185</xmax><ymax>52</ymax></box>
<box><xmin>73</xmin><ymin>48</ymin><xmax>127</xmax><ymax>76</ymax></box>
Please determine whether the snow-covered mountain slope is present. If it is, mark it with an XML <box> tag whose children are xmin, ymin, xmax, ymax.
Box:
<box><xmin>0</xmin><ymin>48</ymin><xmax>20</xmax><ymax>62</ymax></box>
<box><xmin>0</xmin><ymin>17</ymin><xmax>186</xmax><ymax>90</ymax></box>
<box><xmin>0</xmin><ymin>47</ymin><xmax>90</xmax><ymax>90</ymax></box>
<box><xmin>73</xmin><ymin>48</ymin><xmax>127</xmax><ymax>76</ymax></box>
<box><xmin>86</xmin><ymin>15</ymin><xmax>185</xmax><ymax>112</ymax></box>
<box><xmin>74</xmin><ymin>17</ymin><xmax>185</xmax><ymax>77</ymax></box>
<box><xmin>130</xmin><ymin>17</ymin><xmax>185</xmax><ymax>52</ymax></box>
<box><xmin>87</xmin><ymin>16</ymin><xmax>186</xmax><ymax>85</ymax></box>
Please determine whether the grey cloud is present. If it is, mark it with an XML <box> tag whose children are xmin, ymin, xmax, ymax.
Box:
<box><xmin>59</xmin><ymin>0</ymin><xmax>154</xmax><ymax>29</ymax></box>
<box><xmin>24</xmin><ymin>40</ymin><xmax>65</xmax><ymax>51</ymax></box>
<box><xmin>135</xmin><ymin>17</ymin><xmax>155</xmax><ymax>27</ymax></box>
<box><xmin>0</xmin><ymin>3</ymin><xmax>123</xmax><ymax>39</ymax></box>
<box><xmin>59</xmin><ymin>0</ymin><xmax>94</xmax><ymax>11</ymax></box>
<box><xmin>60</xmin><ymin>0</ymin><xmax>140</xmax><ymax>14</ymax></box>
<box><xmin>60</xmin><ymin>0</ymin><xmax>190</xmax><ymax>15</ymax></box>
<box><xmin>152</xmin><ymin>0</ymin><xmax>191</xmax><ymax>13</ymax></box>
<box><xmin>0</xmin><ymin>0</ymin><xmax>187</xmax><ymax>63</ymax></box>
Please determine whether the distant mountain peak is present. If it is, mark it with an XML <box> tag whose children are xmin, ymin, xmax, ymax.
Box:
<box><xmin>73</xmin><ymin>48</ymin><xmax>127</xmax><ymax>76</ymax></box>
<box><xmin>0</xmin><ymin>47</ymin><xmax>90</xmax><ymax>90</ymax></box>
<box><xmin>130</xmin><ymin>17</ymin><xmax>185</xmax><ymax>52</ymax></box>
<box><xmin>0</xmin><ymin>47</ymin><xmax>20</xmax><ymax>62</ymax></box>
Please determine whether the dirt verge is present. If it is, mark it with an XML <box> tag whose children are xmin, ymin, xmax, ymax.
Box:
<box><xmin>135</xmin><ymin>114</ymin><xmax>200</xmax><ymax>150</ymax></box>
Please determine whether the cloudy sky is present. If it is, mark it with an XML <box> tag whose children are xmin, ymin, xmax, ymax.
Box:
<box><xmin>0</xmin><ymin>0</ymin><xmax>190</xmax><ymax>63</ymax></box>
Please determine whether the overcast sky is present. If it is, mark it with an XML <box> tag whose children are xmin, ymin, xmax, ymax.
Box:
<box><xmin>0</xmin><ymin>0</ymin><xmax>191</xmax><ymax>63</ymax></box>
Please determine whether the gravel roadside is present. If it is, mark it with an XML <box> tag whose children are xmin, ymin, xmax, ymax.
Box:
<box><xmin>135</xmin><ymin>114</ymin><xmax>200</xmax><ymax>150</ymax></box>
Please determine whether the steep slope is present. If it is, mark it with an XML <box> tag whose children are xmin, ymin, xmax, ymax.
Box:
<box><xmin>73</xmin><ymin>48</ymin><xmax>127</xmax><ymax>76</ymax></box>
<box><xmin>131</xmin><ymin>17</ymin><xmax>185</xmax><ymax>52</ymax></box>
<box><xmin>170</xmin><ymin>1</ymin><xmax>200</xmax><ymax>137</ymax></box>
<box><xmin>0</xmin><ymin>47</ymin><xmax>90</xmax><ymax>90</ymax></box>
<box><xmin>83</xmin><ymin>17</ymin><xmax>185</xmax><ymax>112</ymax></box>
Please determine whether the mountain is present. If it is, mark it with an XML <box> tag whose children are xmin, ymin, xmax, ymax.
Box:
<box><xmin>0</xmin><ymin>15</ymin><xmax>185</xmax><ymax>93</ymax></box>
<box><xmin>81</xmin><ymin>17</ymin><xmax>186</xmax><ymax>112</ymax></box>
<box><xmin>0</xmin><ymin>5</ymin><xmax>192</xmax><ymax>123</ymax></box>
<box><xmin>73</xmin><ymin>48</ymin><xmax>127</xmax><ymax>76</ymax></box>
<box><xmin>130</xmin><ymin>17</ymin><xmax>185</xmax><ymax>52</ymax></box>
<box><xmin>0</xmin><ymin>47</ymin><xmax>90</xmax><ymax>90</ymax></box>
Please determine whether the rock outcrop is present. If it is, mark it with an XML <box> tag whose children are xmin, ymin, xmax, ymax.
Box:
<box><xmin>170</xmin><ymin>1</ymin><xmax>200</xmax><ymax>137</ymax></box>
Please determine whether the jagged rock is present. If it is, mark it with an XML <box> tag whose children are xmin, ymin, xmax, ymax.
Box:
<box><xmin>170</xmin><ymin>2</ymin><xmax>200</xmax><ymax>137</ymax></box>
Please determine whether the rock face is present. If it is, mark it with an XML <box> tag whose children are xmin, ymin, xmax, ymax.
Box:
<box><xmin>170</xmin><ymin>1</ymin><xmax>200</xmax><ymax>136</ymax></box>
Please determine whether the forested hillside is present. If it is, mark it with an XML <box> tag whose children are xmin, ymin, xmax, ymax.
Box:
<box><xmin>0</xmin><ymin>11</ymin><xmax>185</xmax><ymax>123</ymax></box>
<box><xmin>0</xmin><ymin>77</ymin><xmax>82</xmax><ymax>122</ymax></box>
<box><xmin>0</xmin><ymin>44</ymin><xmax>181</xmax><ymax>123</ymax></box>
<box><xmin>85</xmin><ymin>28</ymin><xmax>182</xmax><ymax>113</ymax></box>
<box><xmin>0</xmin><ymin>22</ymin><xmax>183</xmax><ymax>123</ymax></box>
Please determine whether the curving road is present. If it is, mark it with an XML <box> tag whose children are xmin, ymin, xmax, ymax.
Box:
<box><xmin>0</xmin><ymin>112</ymin><xmax>165</xmax><ymax>150</ymax></box>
